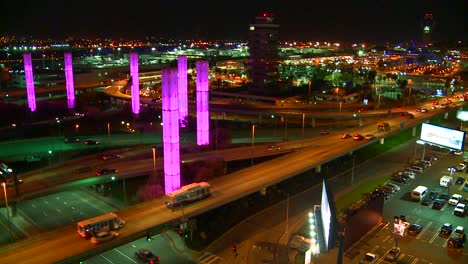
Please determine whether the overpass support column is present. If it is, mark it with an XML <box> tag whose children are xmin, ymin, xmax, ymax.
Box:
<box><xmin>380</xmin><ymin>138</ymin><xmax>385</xmax><ymax>144</ymax></box>
<box><xmin>315</xmin><ymin>164</ymin><xmax>321</xmax><ymax>173</ymax></box>
<box><xmin>359</xmin><ymin>118</ymin><xmax>363</xmax><ymax>127</ymax></box>
<box><xmin>412</xmin><ymin>127</ymin><xmax>416</xmax><ymax>137</ymax></box>
<box><xmin>222</xmin><ymin>112</ymin><xmax>226</xmax><ymax>120</ymax></box>
<box><xmin>444</xmin><ymin>112</ymin><xmax>448</xmax><ymax>120</ymax></box>
<box><xmin>310</xmin><ymin>117</ymin><xmax>315</xmax><ymax>128</ymax></box>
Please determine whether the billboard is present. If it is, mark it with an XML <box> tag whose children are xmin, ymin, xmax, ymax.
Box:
<box><xmin>420</xmin><ymin>123</ymin><xmax>466</xmax><ymax>151</ymax></box>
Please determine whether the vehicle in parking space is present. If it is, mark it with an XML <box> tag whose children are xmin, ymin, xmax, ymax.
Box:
<box><xmin>425</xmin><ymin>154</ymin><xmax>438</xmax><ymax>161</ymax></box>
<box><xmin>399</xmin><ymin>171</ymin><xmax>416</xmax><ymax>179</ymax></box>
<box><xmin>453</xmin><ymin>203</ymin><xmax>467</xmax><ymax>217</ymax></box>
<box><xmin>440</xmin><ymin>223</ymin><xmax>453</xmax><ymax>237</ymax></box>
<box><xmin>320</xmin><ymin>131</ymin><xmax>329</xmax><ymax>135</ymax></box>
<box><xmin>438</xmin><ymin>193</ymin><xmax>449</xmax><ymax>200</ymax></box>
<box><xmin>101</xmin><ymin>153</ymin><xmax>120</xmax><ymax>160</ymax></box>
<box><xmin>390</xmin><ymin>176</ymin><xmax>408</xmax><ymax>184</ymax></box>
<box><xmin>340</xmin><ymin>133</ymin><xmax>351</xmax><ymax>139</ymax></box>
<box><xmin>362</xmin><ymin>252</ymin><xmax>379</xmax><ymax>263</ymax></box>
<box><xmin>428</xmin><ymin>191</ymin><xmax>439</xmax><ymax>200</ymax></box>
<box><xmin>453</xmin><ymin>226</ymin><xmax>466</xmax><ymax>241</ymax></box>
<box><xmin>407</xmin><ymin>224</ymin><xmax>423</xmax><ymax>235</ymax></box>
<box><xmin>411</xmin><ymin>186</ymin><xmax>428</xmax><ymax>202</ymax></box>
<box><xmin>421</xmin><ymin>197</ymin><xmax>433</xmax><ymax>206</ymax></box>
<box><xmin>353</xmin><ymin>134</ymin><xmax>363</xmax><ymax>141</ymax></box>
<box><xmin>456</xmin><ymin>176</ymin><xmax>465</xmax><ymax>185</ymax></box>
<box><xmin>456</xmin><ymin>163</ymin><xmax>467</xmax><ymax>171</ymax></box>
<box><xmin>447</xmin><ymin>235</ymin><xmax>464</xmax><ymax>251</ymax></box>
<box><xmin>401</xmin><ymin>112</ymin><xmax>414</xmax><ymax>118</ymax></box>
<box><xmin>448</xmin><ymin>194</ymin><xmax>463</xmax><ymax>205</ymax></box>
<box><xmin>96</xmin><ymin>168</ymin><xmax>118</xmax><ymax>176</ymax></box>
<box><xmin>385</xmin><ymin>246</ymin><xmax>400</xmax><ymax>261</ymax></box>
<box><xmin>385</xmin><ymin>182</ymin><xmax>401</xmax><ymax>192</ymax></box>
<box><xmin>464</xmin><ymin>183</ymin><xmax>468</xmax><ymax>192</ymax></box>
<box><xmin>407</xmin><ymin>166</ymin><xmax>423</xmax><ymax>174</ymax></box>
<box><xmin>432</xmin><ymin>199</ymin><xmax>446</xmax><ymax>210</ymax></box>
<box><xmin>90</xmin><ymin>231</ymin><xmax>118</xmax><ymax>244</ymax></box>
<box><xmin>381</xmin><ymin>184</ymin><xmax>397</xmax><ymax>194</ymax></box>
<box><xmin>451</xmin><ymin>150</ymin><xmax>463</xmax><ymax>156</ymax></box>
<box><xmin>440</xmin><ymin>176</ymin><xmax>453</xmax><ymax>187</ymax></box>
<box><xmin>365</xmin><ymin>134</ymin><xmax>376</xmax><ymax>140</ymax></box>
<box><xmin>135</xmin><ymin>249</ymin><xmax>160</xmax><ymax>263</ymax></box>
<box><xmin>84</xmin><ymin>139</ymin><xmax>100</xmax><ymax>145</ymax></box>
<box><xmin>420</xmin><ymin>108</ymin><xmax>428</xmax><ymax>113</ymax></box>
<box><xmin>420</xmin><ymin>160</ymin><xmax>432</xmax><ymax>167</ymax></box>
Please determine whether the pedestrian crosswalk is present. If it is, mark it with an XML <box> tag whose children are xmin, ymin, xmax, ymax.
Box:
<box><xmin>196</xmin><ymin>252</ymin><xmax>225</xmax><ymax>264</ymax></box>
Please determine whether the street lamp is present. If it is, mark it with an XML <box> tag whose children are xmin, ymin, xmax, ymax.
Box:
<box><xmin>75</xmin><ymin>124</ymin><xmax>79</xmax><ymax>135</ymax></box>
<box><xmin>152</xmin><ymin>146</ymin><xmax>158</xmax><ymax>177</ymax></box>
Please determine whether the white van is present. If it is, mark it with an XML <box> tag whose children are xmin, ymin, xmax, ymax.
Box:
<box><xmin>411</xmin><ymin>186</ymin><xmax>428</xmax><ymax>202</ymax></box>
<box><xmin>440</xmin><ymin>176</ymin><xmax>453</xmax><ymax>187</ymax></box>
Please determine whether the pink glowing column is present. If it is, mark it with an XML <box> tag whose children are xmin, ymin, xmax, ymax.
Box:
<box><xmin>23</xmin><ymin>53</ymin><xmax>36</xmax><ymax>112</ymax></box>
<box><xmin>178</xmin><ymin>55</ymin><xmax>188</xmax><ymax>127</ymax></box>
<box><xmin>196</xmin><ymin>61</ymin><xmax>209</xmax><ymax>146</ymax></box>
<box><xmin>162</xmin><ymin>68</ymin><xmax>180</xmax><ymax>194</ymax></box>
<box><xmin>130</xmin><ymin>52</ymin><xmax>140</xmax><ymax>114</ymax></box>
<box><xmin>64</xmin><ymin>52</ymin><xmax>75</xmax><ymax>109</ymax></box>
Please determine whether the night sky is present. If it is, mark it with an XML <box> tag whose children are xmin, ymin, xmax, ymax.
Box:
<box><xmin>0</xmin><ymin>0</ymin><xmax>465</xmax><ymax>43</ymax></box>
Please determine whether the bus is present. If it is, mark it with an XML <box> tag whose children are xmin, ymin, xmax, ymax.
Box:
<box><xmin>165</xmin><ymin>182</ymin><xmax>211</xmax><ymax>208</ymax></box>
<box><xmin>77</xmin><ymin>212</ymin><xmax>125</xmax><ymax>239</ymax></box>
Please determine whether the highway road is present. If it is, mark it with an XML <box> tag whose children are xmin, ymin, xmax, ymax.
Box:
<box><xmin>0</xmin><ymin>102</ymin><xmax>464</xmax><ymax>263</ymax></box>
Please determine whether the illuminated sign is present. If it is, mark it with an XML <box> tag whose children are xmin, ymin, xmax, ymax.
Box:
<box><xmin>457</xmin><ymin>110</ymin><xmax>468</xmax><ymax>121</ymax></box>
<box><xmin>321</xmin><ymin>179</ymin><xmax>331</xmax><ymax>250</ymax></box>
<box><xmin>420</xmin><ymin>123</ymin><xmax>465</xmax><ymax>151</ymax></box>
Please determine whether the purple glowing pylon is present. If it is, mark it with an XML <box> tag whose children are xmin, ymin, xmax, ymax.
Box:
<box><xmin>130</xmin><ymin>52</ymin><xmax>140</xmax><ymax>114</ymax></box>
<box><xmin>178</xmin><ymin>55</ymin><xmax>188</xmax><ymax>127</ymax></box>
<box><xmin>162</xmin><ymin>68</ymin><xmax>180</xmax><ymax>194</ymax></box>
<box><xmin>196</xmin><ymin>61</ymin><xmax>209</xmax><ymax>146</ymax></box>
<box><xmin>64</xmin><ymin>52</ymin><xmax>75</xmax><ymax>109</ymax></box>
<box><xmin>23</xmin><ymin>53</ymin><xmax>36</xmax><ymax>112</ymax></box>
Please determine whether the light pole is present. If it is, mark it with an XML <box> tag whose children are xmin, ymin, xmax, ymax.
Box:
<box><xmin>302</xmin><ymin>113</ymin><xmax>305</xmax><ymax>149</ymax></box>
<box><xmin>251</xmin><ymin>124</ymin><xmax>255</xmax><ymax>167</ymax></box>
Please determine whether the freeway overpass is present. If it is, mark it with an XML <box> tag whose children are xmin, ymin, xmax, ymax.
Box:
<box><xmin>0</xmin><ymin>103</ymin><xmax>463</xmax><ymax>263</ymax></box>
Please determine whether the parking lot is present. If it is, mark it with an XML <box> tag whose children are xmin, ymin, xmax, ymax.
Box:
<box><xmin>347</xmin><ymin>149</ymin><xmax>468</xmax><ymax>263</ymax></box>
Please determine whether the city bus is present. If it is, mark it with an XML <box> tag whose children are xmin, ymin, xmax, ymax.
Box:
<box><xmin>76</xmin><ymin>212</ymin><xmax>126</xmax><ymax>239</ymax></box>
<box><xmin>165</xmin><ymin>182</ymin><xmax>211</xmax><ymax>208</ymax></box>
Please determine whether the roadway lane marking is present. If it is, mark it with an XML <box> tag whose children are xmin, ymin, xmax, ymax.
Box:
<box><xmin>416</xmin><ymin>222</ymin><xmax>431</xmax><ymax>240</ymax></box>
<box><xmin>411</xmin><ymin>258</ymin><xmax>419</xmax><ymax>264</ymax></box>
<box><xmin>56</xmin><ymin>209</ymin><xmax>62</xmax><ymax>213</ymax></box>
<box><xmin>441</xmin><ymin>204</ymin><xmax>447</xmax><ymax>211</ymax></box>
<box><xmin>42</xmin><ymin>212</ymin><xmax>48</xmax><ymax>216</ymax></box>
<box><xmin>98</xmin><ymin>254</ymin><xmax>113</xmax><ymax>263</ymax></box>
<box><xmin>429</xmin><ymin>230</ymin><xmax>439</xmax><ymax>243</ymax></box>
<box><xmin>442</xmin><ymin>237</ymin><xmax>449</xmax><ymax>247</ymax></box>
<box><xmin>31</xmin><ymin>204</ymin><xmax>36</xmax><ymax>208</ymax></box>
<box><xmin>397</xmin><ymin>253</ymin><xmax>405</xmax><ymax>262</ymax></box>
<box><xmin>382</xmin><ymin>235</ymin><xmax>390</xmax><ymax>243</ymax></box>
<box><xmin>113</xmin><ymin>248</ymin><xmax>136</xmax><ymax>263</ymax></box>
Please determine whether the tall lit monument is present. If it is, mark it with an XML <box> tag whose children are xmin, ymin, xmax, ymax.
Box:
<box><xmin>178</xmin><ymin>55</ymin><xmax>188</xmax><ymax>127</ymax></box>
<box><xmin>196</xmin><ymin>61</ymin><xmax>209</xmax><ymax>146</ymax></box>
<box><xmin>23</xmin><ymin>53</ymin><xmax>36</xmax><ymax>112</ymax></box>
<box><xmin>422</xmin><ymin>13</ymin><xmax>434</xmax><ymax>45</ymax></box>
<box><xmin>64</xmin><ymin>52</ymin><xmax>75</xmax><ymax>109</ymax></box>
<box><xmin>162</xmin><ymin>68</ymin><xmax>180</xmax><ymax>194</ymax></box>
<box><xmin>130</xmin><ymin>52</ymin><xmax>140</xmax><ymax>114</ymax></box>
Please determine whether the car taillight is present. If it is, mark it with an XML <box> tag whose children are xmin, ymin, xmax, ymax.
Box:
<box><xmin>149</xmin><ymin>261</ymin><xmax>154</xmax><ymax>264</ymax></box>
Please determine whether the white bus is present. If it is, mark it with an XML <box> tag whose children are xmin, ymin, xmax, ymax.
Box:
<box><xmin>77</xmin><ymin>212</ymin><xmax>125</xmax><ymax>239</ymax></box>
<box><xmin>165</xmin><ymin>182</ymin><xmax>211</xmax><ymax>208</ymax></box>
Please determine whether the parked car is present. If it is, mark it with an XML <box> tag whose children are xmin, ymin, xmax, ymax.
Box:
<box><xmin>447</xmin><ymin>235</ymin><xmax>464</xmax><ymax>250</ymax></box>
<box><xmin>135</xmin><ymin>249</ymin><xmax>160</xmax><ymax>263</ymax></box>
<box><xmin>362</xmin><ymin>252</ymin><xmax>379</xmax><ymax>263</ymax></box>
<box><xmin>407</xmin><ymin>224</ymin><xmax>423</xmax><ymax>235</ymax></box>
<box><xmin>428</xmin><ymin>191</ymin><xmax>439</xmax><ymax>200</ymax></box>
<box><xmin>320</xmin><ymin>131</ymin><xmax>329</xmax><ymax>135</ymax></box>
<box><xmin>421</xmin><ymin>197</ymin><xmax>433</xmax><ymax>206</ymax></box>
<box><xmin>464</xmin><ymin>183</ymin><xmax>468</xmax><ymax>192</ymax></box>
<box><xmin>385</xmin><ymin>182</ymin><xmax>401</xmax><ymax>192</ymax></box>
<box><xmin>266</xmin><ymin>145</ymin><xmax>280</xmax><ymax>151</ymax></box>
<box><xmin>457</xmin><ymin>163</ymin><xmax>467</xmax><ymax>172</ymax></box>
<box><xmin>96</xmin><ymin>168</ymin><xmax>118</xmax><ymax>176</ymax></box>
<box><xmin>456</xmin><ymin>176</ymin><xmax>465</xmax><ymax>185</ymax></box>
<box><xmin>438</xmin><ymin>193</ymin><xmax>449</xmax><ymax>201</ymax></box>
<box><xmin>453</xmin><ymin>203</ymin><xmax>467</xmax><ymax>217</ymax></box>
<box><xmin>448</xmin><ymin>194</ymin><xmax>463</xmax><ymax>205</ymax></box>
<box><xmin>440</xmin><ymin>223</ymin><xmax>453</xmax><ymax>237</ymax></box>
<box><xmin>90</xmin><ymin>231</ymin><xmax>118</xmax><ymax>244</ymax></box>
<box><xmin>365</xmin><ymin>134</ymin><xmax>376</xmax><ymax>140</ymax></box>
<box><xmin>451</xmin><ymin>150</ymin><xmax>463</xmax><ymax>156</ymax></box>
<box><xmin>432</xmin><ymin>199</ymin><xmax>446</xmax><ymax>210</ymax></box>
